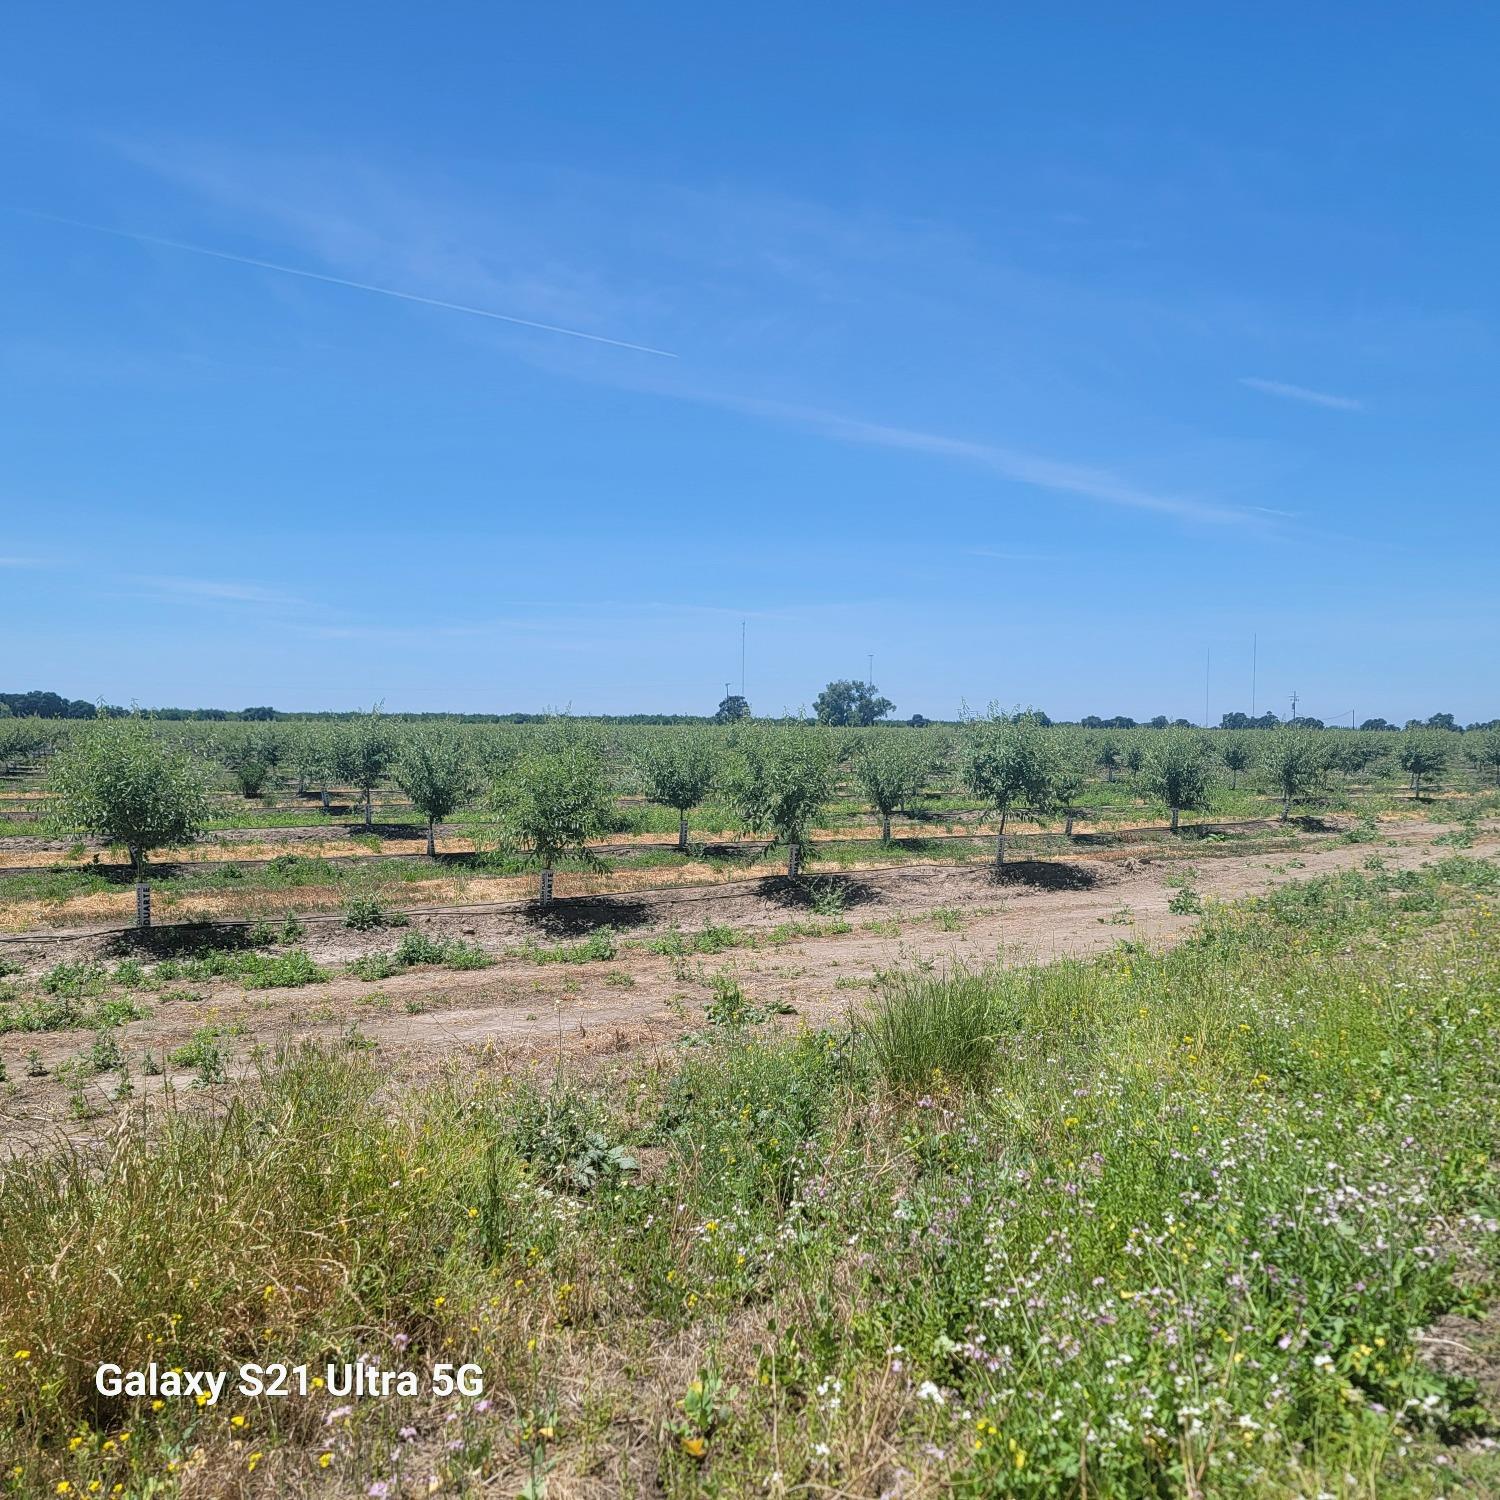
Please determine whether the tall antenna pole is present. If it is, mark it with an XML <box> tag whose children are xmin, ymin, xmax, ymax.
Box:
<box><xmin>1290</xmin><ymin>689</ymin><xmax>1299</xmax><ymax>721</ymax></box>
<box><xmin>1251</xmin><ymin>634</ymin><xmax>1257</xmax><ymax>718</ymax></box>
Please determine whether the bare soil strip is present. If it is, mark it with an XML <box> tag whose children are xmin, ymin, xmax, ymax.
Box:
<box><xmin>3</xmin><ymin>818</ymin><xmax>1492</xmax><ymax>1151</ymax></box>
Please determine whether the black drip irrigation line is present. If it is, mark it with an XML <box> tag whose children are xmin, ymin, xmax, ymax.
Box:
<box><xmin>0</xmin><ymin>817</ymin><xmax>1282</xmax><ymax>880</ymax></box>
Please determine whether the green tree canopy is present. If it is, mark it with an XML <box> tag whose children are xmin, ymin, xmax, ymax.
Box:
<box><xmin>634</xmin><ymin>729</ymin><xmax>720</xmax><ymax>848</ymax></box>
<box><xmin>46</xmin><ymin>718</ymin><xmax>210</xmax><ymax>927</ymax></box>
<box><xmin>961</xmin><ymin>712</ymin><xmax>1060</xmax><ymax>864</ymax></box>
<box><xmin>814</xmin><ymin>680</ymin><xmax>895</xmax><ymax>727</ymax></box>
<box><xmin>497</xmin><ymin>724</ymin><xmax>615</xmax><ymax>901</ymax></box>
<box><xmin>853</xmin><ymin>733</ymin><xmax>929</xmax><ymax>841</ymax></box>
<box><xmin>1139</xmin><ymin>729</ymin><xmax>1215</xmax><ymax>830</ymax></box>
<box><xmin>396</xmin><ymin>729</ymin><xmax>482</xmax><ymax>855</ymax></box>
<box><xmin>723</xmin><ymin>723</ymin><xmax>835</xmax><ymax>875</ymax></box>
<box><xmin>1259</xmin><ymin>728</ymin><xmax>1326</xmax><ymax>819</ymax></box>
<box><xmin>332</xmin><ymin>707</ymin><xmax>397</xmax><ymax>830</ymax></box>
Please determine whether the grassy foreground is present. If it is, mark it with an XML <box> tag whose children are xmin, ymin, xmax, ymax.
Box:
<box><xmin>1</xmin><ymin>860</ymin><xmax>1498</xmax><ymax>1497</ymax></box>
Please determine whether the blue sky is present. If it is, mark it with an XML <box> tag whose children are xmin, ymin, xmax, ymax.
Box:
<box><xmin>2</xmin><ymin>5</ymin><xmax>1496</xmax><ymax>721</ymax></box>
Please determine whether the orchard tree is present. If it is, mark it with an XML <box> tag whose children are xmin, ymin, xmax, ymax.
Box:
<box><xmin>498</xmin><ymin>724</ymin><xmax>615</xmax><ymax>902</ymax></box>
<box><xmin>1466</xmin><ymin>727</ymin><xmax>1500</xmax><ymax>787</ymax></box>
<box><xmin>216</xmin><ymin>726</ymin><xmax>282</xmax><ymax>798</ymax></box>
<box><xmin>1219</xmin><ymin>733</ymin><xmax>1254</xmax><ymax>790</ymax></box>
<box><xmin>814</xmin><ymin>680</ymin><xmax>895</xmax><ymax>727</ymax></box>
<box><xmin>47</xmin><ymin>718</ymin><xmax>209</xmax><ymax>929</ymax></box>
<box><xmin>635</xmin><ymin>729</ymin><xmax>720</xmax><ymax>850</ymax></box>
<box><xmin>285</xmin><ymin>723</ymin><xmax>334</xmax><ymax>806</ymax></box>
<box><xmin>396</xmin><ymin>728</ymin><xmax>482</xmax><ymax>856</ymax></box>
<box><xmin>961</xmin><ymin>712</ymin><xmax>1059</xmax><ymax>866</ymax></box>
<box><xmin>333</xmin><ymin>708</ymin><xmax>397</xmax><ymax>830</ymax></box>
<box><xmin>1399</xmin><ymin>731</ymin><xmax>1447</xmax><ymax>797</ymax></box>
<box><xmin>854</xmin><ymin>733</ymin><xmax>928</xmax><ymax>842</ymax></box>
<box><xmin>723</xmin><ymin>723</ymin><xmax>835</xmax><ymax>876</ymax></box>
<box><xmin>1140</xmin><ymin>729</ymin><xmax>1215</xmax><ymax>831</ymax></box>
<box><xmin>1259</xmin><ymin>728</ymin><xmax>1326</xmax><ymax>820</ymax></box>
<box><xmin>1050</xmin><ymin>748</ymin><xmax>1089</xmax><ymax>838</ymax></box>
<box><xmin>1096</xmin><ymin>737</ymin><xmax>1122</xmax><ymax>783</ymax></box>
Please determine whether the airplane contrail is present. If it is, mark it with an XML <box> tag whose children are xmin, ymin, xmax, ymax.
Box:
<box><xmin>12</xmin><ymin>207</ymin><xmax>678</xmax><ymax>358</ymax></box>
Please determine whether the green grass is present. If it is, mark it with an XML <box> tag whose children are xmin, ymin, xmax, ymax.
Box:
<box><xmin>1</xmin><ymin>859</ymin><xmax>1497</xmax><ymax>1494</ymax></box>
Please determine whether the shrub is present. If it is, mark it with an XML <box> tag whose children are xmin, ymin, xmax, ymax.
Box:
<box><xmin>507</xmin><ymin>1081</ymin><xmax>635</xmax><ymax>1193</ymax></box>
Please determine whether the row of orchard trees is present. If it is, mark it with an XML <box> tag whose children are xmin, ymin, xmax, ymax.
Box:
<box><xmin>16</xmin><ymin>710</ymin><xmax>1500</xmax><ymax>807</ymax></box>
<box><xmin>35</xmin><ymin>711</ymin><xmax>1500</xmax><ymax>927</ymax></box>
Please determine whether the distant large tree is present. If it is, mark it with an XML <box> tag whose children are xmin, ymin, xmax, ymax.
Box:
<box><xmin>713</xmin><ymin>695</ymin><xmax>751</xmax><ymax>724</ymax></box>
<box><xmin>47</xmin><ymin>718</ymin><xmax>209</xmax><ymax>928</ymax></box>
<box><xmin>961</xmin><ymin>712</ymin><xmax>1059</xmax><ymax>866</ymax></box>
<box><xmin>635</xmin><ymin>730</ymin><xmax>720</xmax><ymax>849</ymax></box>
<box><xmin>1140</xmin><ymin>729</ymin><xmax>1215</xmax><ymax>831</ymax></box>
<box><xmin>396</xmin><ymin>728</ymin><xmax>481</xmax><ymax>856</ymax></box>
<box><xmin>814</xmin><ymin>680</ymin><xmax>895</xmax><ymax>727</ymax></box>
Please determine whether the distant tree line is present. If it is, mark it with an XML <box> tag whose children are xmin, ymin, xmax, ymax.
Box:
<box><xmin>6</xmin><ymin>685</ymin><xmax>1495</xmax><ymax>732</ymax></box>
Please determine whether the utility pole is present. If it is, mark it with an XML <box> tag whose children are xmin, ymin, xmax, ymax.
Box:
<box><xmin>1290</xmin><ymin>689</ymin><xmax>1299</xmax><ymax>722</ymax></box>
<box><xmin>867</xmin><ymin>652</ymin><xmax>874</xmax><ymax>685</ymax></box>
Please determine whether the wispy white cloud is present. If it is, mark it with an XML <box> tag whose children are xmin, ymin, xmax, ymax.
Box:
<box><xmin>1239</xmin><ymin>377</ymin><xmax>1362</xmax><ymax>411</ymax></box>
<box><xmin>132</xmin><ymin>575</ymin><xmax>306</xmax><ymax>607</ymax></box>
<box><xmin>965</xmin><ymin>547</ymin><xmax>1065</xmax><ymax>562</ymax></box>
<box><xmin>707</xmin><ymin>394</ymin><xmax>1260</xmax><ymax>526</ymax></box>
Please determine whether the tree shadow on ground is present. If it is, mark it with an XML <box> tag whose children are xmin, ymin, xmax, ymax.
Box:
<box><xmin>520</xmin><ymin>896</ymin><xmax>656</xmax><ymax>936</ymax></box>
<box><xmin>758</xmin><ymin>873</ymin><xmax>883</xmax><ymax>912</ymax></box>
<box><xmin>987</xmin><ymin>860</ymin><xmax>1102</xmax><ymax>892</ymax></box>
<box><xmin>104</xmin><ymin>921</ymin><xmax>266</xmax><ymax>959</ymax></box>
<box><xmin>1290</xmin><ymin>815</ymin><xmax>1340</xmax><ymax>833</ymax></box>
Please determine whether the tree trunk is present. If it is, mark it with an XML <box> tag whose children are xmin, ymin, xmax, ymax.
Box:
<box><xmin>678</xmin><ymin>813</ymin><xmax>689</xmax><ymax>851</ymax></box>
<box><xmin>539</xmin><ymin>865</ymin><xmax>554</xmax><ymax>904</ymax></box>
<box><xmin>881</xmin><ymin>813</ymin><xmax>892</xmax><ymax>843</ymax></box>
<box><xmin>364</xmin><ymin>788</ymin><xmax>373</xmax><ymax>830</ymax></box>
<box><xmin>130</xmin><ymin>848</ymin><xmax>150</xmax><ymax>930</ymax></box>
<box><xmin>1231</xmin><ymin>769</ymin><xmax>1239</xmax><ymax>789</ymax></box>
<box><xmin>426</xmin><ymin>819</ymin><xmax>436</xmax><ymax>858</ymax></box>
<box><xmin>994</xmin><ymin>811</ymin><xmax>1008</xmax><ymax>867</ymax></box>
<box><xmin>1282</xmin><ymin>792</ymin><xmax>1291</xmax><ymax>821</ymax></box>
<box><xmin>1170</xmin><ymin>807</ymin><xmax>1180</xmax><ymax>832</ymax></box>
<box><xmin>787</xmin><ymin>842</ymin><xmax>800</xmax><ymax>878</ymax></box>
<box><xmin>321</xmin><ymin>783</ymin><xmax>330</xmax><ymax>812</ymax></box>
<box><xmin>1064</xmin><ymin>812</ymin><xmax>1075</xmax><ymax>838</ymax></box>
